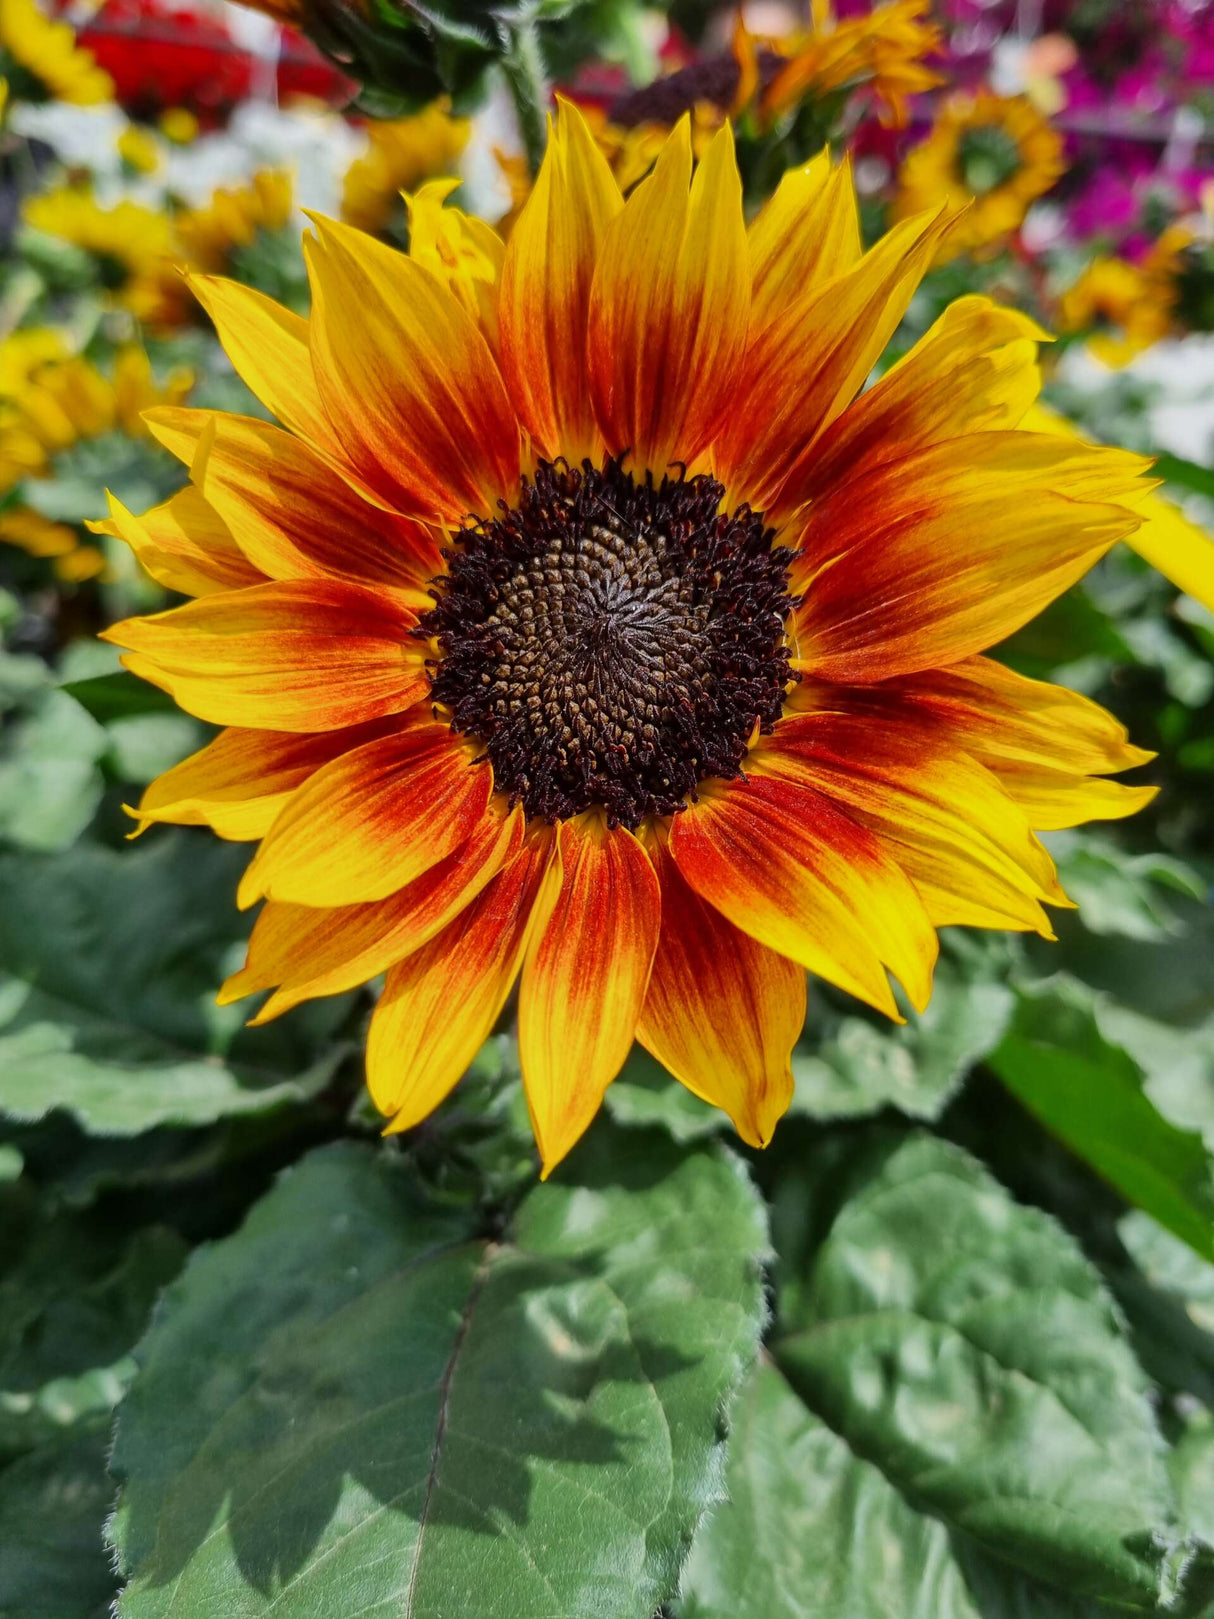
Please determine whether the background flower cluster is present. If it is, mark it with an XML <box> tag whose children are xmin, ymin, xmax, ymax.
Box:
<box><xmin>2</xmin><ymin>1</ymin><xmax>1214</xmax><ymax>1616</ymax></box>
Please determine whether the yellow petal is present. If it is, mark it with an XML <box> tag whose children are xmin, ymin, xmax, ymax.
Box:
<box><xmin>519</xmin><ymin>816</ymin><xmax>660</xmax><ymax>1176</ymax></box>
<box><xmin>499</xmin><ymin>98</ymin><xmax>621</xmax><ymax>463</ymax></box>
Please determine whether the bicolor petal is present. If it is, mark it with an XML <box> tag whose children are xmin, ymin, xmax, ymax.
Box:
<box><xmin>638</xmin><ymin>835</ymin><xmax>803</xmax><ymax>1147</ymax></box>
<box><xmin>670</xmin><ymin>773</ymin><xmax>937</xmax><ymax>1018</ymax></box>
<box><xmin>369</xmin><ymin>830</ymin><xmax>559</xmax><ymax>1134</ymax></box>
<box><xmin>499</xmin><ymin>98</ymin><xmax>621</xmax><ymax>464</ymax></box>
<box><xmin>100</xmin><ymin>580</ymin><xmax>426</xmax><ymax>732</ymax></box>
<box><xmin>588</xmin><ymin>119</ymin><xmax>750</xmax><ymax>476</ymax></box>
<box><xmin>519</xmin><ymin>815</ymin><xmax>661</xmax><ymax>1175</ymax></box>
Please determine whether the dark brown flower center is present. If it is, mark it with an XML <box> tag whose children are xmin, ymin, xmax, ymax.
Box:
<box><xmin>419</xmin><ymin>457</ymin><xmax>797</xmax><ymax>830</ymax></box>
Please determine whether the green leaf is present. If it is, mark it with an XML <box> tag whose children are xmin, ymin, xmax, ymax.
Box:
<box><xmin>989</xmin><ymin>982</ymin><xmax>1214</xmax><ymax>1264</ymax></box>
<box><xmin>1155</xmin><ymin>451</ymin><xmax>1214</xmax><ymax>503</ymax></box>
<box><xmin>0</xmin><ymin>1422</ymin><xmax>117</xmax><ymax>1619</ymax></box>
<box><xmin>0</xmin><ymin>688</ymin><xmax>107</xmax><ymax>852</ymax></box>
<box><xmin>0</xmin><ymin>833</ymin><xmax>354</xmax><ymax>1135</ymax></box>
<box><xmin>60</xmin><ymin>670</ymin><xmax>180</xmax><ymax>722</ymax></box>
<box><xmin>767</xmin><ymin>1133</ymin><xmax>1213</xmax><ymax>1611</ymax></box>
<box><xmin>604</xmin><ymin>1047</ymin><xmax>721</xmax><ymax>1142</ymax></box>
<box><xmin>790</xmin><ymin>946</ymin><xmax>1014</xmax><ymax>1122</ymax></box>
<box><xmin>0</xmin><ymin>1182</ymin><xmax>185</xmax><ymax>1457</ymax></box>
<box><xmin>1048</xmin><ymin>832</ymin><xmax>1207</xmax><ymax>942</ymax></box>
<box><xmin>103</xmin><ymin>712</ymin><xmax>209</xmax><ymax>786</ymax></box>
<box><xmin>110</xmin><ymin>1128</ymin><xmax>769</xmax><ymax>1617</ymax></box>
<box><xmin>678</xmin><ymin>1359</ymin><xmax>1107</xmax><ymax>1619</ymax></box>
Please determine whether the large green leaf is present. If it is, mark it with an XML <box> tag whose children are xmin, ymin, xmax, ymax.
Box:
<box><xmin>790</xmin><ymin>946</ymin><xmax>1014</xmax><ymax>1122</ymax></box>
<box><xmin>0</xmin><ymin>1180</ymin><xmax>185</xmax><ymax>1457</ymax></box>
<box><xmin>989</xmin><ymin>981</ymin><xmax>1214</xmax><ymax>1264</ymax></box>
<box><xmin>110</xmin><ymin>1128</ymin><xmax>768</xmax><ymax>1617</ymax></box>
<box><xmin>0</xmin><ymin>833</ymin><xmax>353</xmax><ymax>1134</ymax></box>
<box><xmin>0</xmin><ymin>688</ymin><xmax>107</xmax><ymax>853</ymax></box>
<box><xmin>677</xmin><ymin>1359</ymin><xmax>1105</xmax><ymax>1619</ymax></box>
<box><xmin>0</xmin><ymin>1421</ymin><xmax>116</xmax><ymax>1619</ymax></box>
<box><xmin>764</xmin><ymin>1133</ymin><xmax>1213</xmax><ymax>1611</ymax></box>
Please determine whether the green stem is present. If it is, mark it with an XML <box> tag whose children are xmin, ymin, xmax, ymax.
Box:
<box><xmin>502</xmin><ymin>18</ymin><xmax>549</xmax><ymax>179</ymax></box>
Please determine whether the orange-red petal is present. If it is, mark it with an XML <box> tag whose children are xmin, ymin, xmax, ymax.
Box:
<box><xmin>237</xmin><ymin>719</ymin><xmax>492</xmax><ymax>908</ymax></box>
<box><xmin>144</xmin><ymin>406</ymin><xmax>442</xmax><ymax>597</ymax></box>
<box><xmin>669</xmin><ymin>773</ymin><xmax>936</xmax><ymax>1018</ymax></box>
<box><xmin>221</xmin><ymin>803</ymin><xmax>524</xmax><ymax>1021</ymax></box>
<box><xmin>790</xmin><ymin>436</ymin><xmax>1142</xmax><ymax>682</ymax></box>
<box><xmin>889</xmin><ymin>656</ymin><xmax>1157</xmax><ymax>830</ymax></box>
<box><xmin>184</xmin><ymin>273</ymin><xmax>338</xmax><ymax>454</ymax></box>
<box><xmin>101</xmin><ymin>580</ymin><xmax>425</xmax><ymax>732</ymax></box>
<box><xmin>802</xmin><ymin>295</ymin><xmax>1050</xmax><ymax>500</ymax></box>
<box><xmin>747</xmin><ymin>151</ymin><xmax>861</xmax><ymax>334</ymax></box>
<box><xmin>92</xmin><ymin>487</ymin><xmax>262</xmax><ymax>597</ymax></box>
<box><xmin>759</xmin><ymin>699</ymin><xmax>1064</xmax><ymax>935</ymax></box>
<box><xmin>713</xmin><ymin>207</ymin><xmax>949</xmax><ymax>515</ymax></box>
<box><xmin>587</xmin><ymin>119</ymin><xmax>749</xmax><ymax>477</ymax></box>
<box><xmin>128</xmin><ymin>718</ymin><xmax>400</xmax><ymax>843</ymax></box>
<box><xmin>519</xmin><ymin>815</ymin><xmax>661</xmax><ymax>1176</ymax></box>
<box><xmin>368</xmin><ymin>829</ymin><xmax>558</xmax><ymax>1134</ymax></box>
<box><xmin>304</xmin><ymin>212</ymin><xmax>519</xmax><ymax>522</ymax></box>
<box><xmin>498</xmin><ymin>99</ymin><xmax>621</xmax><ymax>464</ymax></box>
<box><xmin>637</xmin><ymin>835</ymin><xmax>803</xmax><ymax>1147</ymax></box>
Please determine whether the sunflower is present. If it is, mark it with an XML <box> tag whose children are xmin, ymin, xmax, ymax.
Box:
<box><xmin>1055</xmin><ymin>255</ymin><xmax>1171</xmax><ymax>368</ymax></box>
<box><xmin>22</xmin><ymin>187</ymin><xmax>176</xmax><ymax>314</ymax></box>
<box><xmin>101</xmin><ymin>109</ymin><xmax>1157</xmax><ymax>1175</ymax></box>
<box><xmin>893</xmin><ymin>90</ymin><xmax>1065</xmax><ymax>261</ymax></box>
<box><xmin>737</xmin><ymin>0</ymin><xmax>943</xmax><ymax>132</ymax></box>
<box><xmin>0</xmin><ymin>0</ymin><xmax>111</xmax><ymax>105</ymax></box>
<box><xmin>342</xmin><ymin>104</ymin><xmax>469</xmax><ymax>237</ymax></box>
<box><xmin>134</xmin><ymin>171</ymin><xmax>294</xmax><ymax>330</ymax></box>
<box><xmin>1</xmin><ymin>341</ymin><xmax>191</xmax><ymax>581</ymax></box>
<box><xmin>24</xmin><ymin>174</ymin><xmax>293</xmax><ymax>333</ymax></box>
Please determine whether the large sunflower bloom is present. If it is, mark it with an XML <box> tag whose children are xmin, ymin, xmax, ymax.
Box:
<box><xmin>0</xmin><ymin>0</ymin><xmax>112</xmax><ymax>106</ymax></box>
<box><xmin>102</xmin><ymin>108</ymin><xmax>1157</xmax><ymax>1175</ymax></box>
<box><xmin>893</xmin><ymin>90</ymin><xmax>1065</xmax><ymax>261</ymax></box>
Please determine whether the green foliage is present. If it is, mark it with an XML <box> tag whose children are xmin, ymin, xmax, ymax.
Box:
<box><xmin>109</xmin><ymin>1129</ymin><xmax>768</xmax><ymax>1617</ymax></box>
<box><xmin>685</xmin><ymin>1132</ymin><xmax>1214</xmax><ymax>1616</ymax></box>
<box><xmin>0</xmin><ymin>833</ymin><xmax>353</xmax><ymax>1134</ymax></box>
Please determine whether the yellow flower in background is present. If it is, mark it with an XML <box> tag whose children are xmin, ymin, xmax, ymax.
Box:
<box><xmin>133</xmin><ymin>170</ymin><xmax>294</xmax><ymax>330</ymax></box>
<box><xmin>0</xmin><ymin>0</ymin><xmax>112</xmax><ymax>105</ymax></box>
<box><xmin>342</xmin><ymin>104</ymin><xmax>469</xmax><ymax>234</ymax></box>
<box><xmin>159</xmin><ymin>106</ymin><xmax>199</xmax><ymax>145</ymax></box>
<box><xmin>737</xmin><ymin>0</ymin><xmax>943</xmax><ymax>131</ymax></box>
<box><xmin>580</xmin><ymin>101</ymin><xmax>722</xmax><ymax>194</ymax></box>
<box><xmin>101</xmin><ymin>111</ymin><xmax>1157</xmax><ymax>1174</ymax></box>
<box><xmin>175</xmin><ymin>171</ymin><xmax>293</xmax><ymax>269</ymax></box>
<box><xmin>0</xmin><ymin>340</ymin><xmax>192</xmax><ymax>582</ymax></box>
<box><xmin>24</xmin><ymin>173</ymin><xmax>294</xmax><ymax>333</ymax></box>
<box><xmin>1056</xmin><ymin>255</ymin><xmax>1170</xmax><ymax>368</ymax></box>
<box><xmin>893</xmin><ymin>90</ymin><xmax>1065</xmax><ymax>261</ymax></box>
<box><xmin>23</xmin><ymin>186</ymin><xmax>176</xmax><ymax>308</ymax></box>
<box><xmin>117</xmin><ymin>123</ymin><xmax>162</xmax><ymax>176</ymax></box>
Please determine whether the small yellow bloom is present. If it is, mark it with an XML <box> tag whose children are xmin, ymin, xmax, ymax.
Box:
<box><xmin>23</xmin><ymin>187</ymin><xmax>176</xmax><ymax>309</ymax></box>
<box><xmin>893</xmin><ymin>90</ymin><xmax>1065</xmax><ymax>261</ymax></box>
<box><xmin>101</xmin><ymin>108</ymin><xmax>1157</xmax><ymax>1174</ymax></box>
<box><xmin>1056</xmin><ymin>255</ymin><xmax>1170</xmax><ymax>367</ymax></box>
<box><xmin>159</xmin><ymin>106</ymin><xmax>199</xmax><ymax>145</ymax></box>
<box><xmin>741</xmin><ymin>0</ymin><xmax>944</xmax><ymax>131</ymax></box>
<box><xmin>342</xmin><ymin>104</ymin><xmax>469</xmax><ymax>235</ymax></box>
<box><xmin>134</xmin><ymin>170</ymin><xmax>294</xmax><ymax>330</ymax></box>
<box><xmin>117</xmin><ymin>124</ymin><xmax>161</xmax><ymax>176</ymax></box>
<box><xmin>0</xmin><ymin>337</ymin><xmax>192</xmax><ymax>579</ymax></box>
<box><xmin>0</xmin><ymin>0</ymin><xmax>112</xmax><ymax>105</ymax></box>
